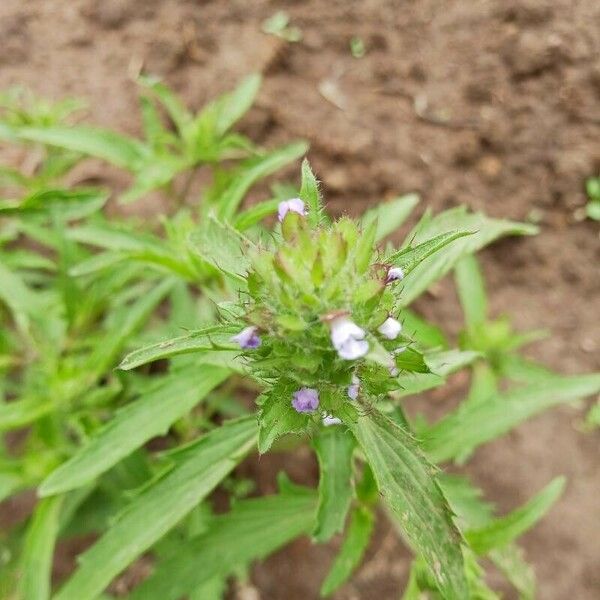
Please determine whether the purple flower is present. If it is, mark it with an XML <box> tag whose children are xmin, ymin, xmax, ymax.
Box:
<box><xmin>292</xmin><ymin>387</ymin><xmax>319</xmax><ymax>413</ymax></box>
<box><xmin>378</xmin><ymin>316</ymin><xmax>402</xmax><ymax>340</ymax></box>
<box><xmin>330</xmin><ymin>316</ymin><xmax>369</xmax><ymax>360</ymax></box>
<box><xmin>347</xmin><ymin>374</ymin><xmax>360</xmax><ymax>400</ymax></box>
<box><xmin>385</xmin><ymin>266</ymin><xmax>404</xmax><ymax>284</ymax></box>
<box><xmin>322</xmin><ymin>413</ymin><xmax>342</xmax><ymax>426</ymax></box>
<box><xmin>231</xmin><ymin>326</ymin><xmax>261</xmax><ymax>349</ymax></box>
<box><xmin>278</xmin><ymin>198</ymin><xmax>307</xmax><ymax>222</ymax></box>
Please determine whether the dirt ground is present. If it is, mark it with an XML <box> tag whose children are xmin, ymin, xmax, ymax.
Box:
<box><xmin>1</xmin><ymin>0</ymin><xmax>599</xmax><ymax>598</ymax></box>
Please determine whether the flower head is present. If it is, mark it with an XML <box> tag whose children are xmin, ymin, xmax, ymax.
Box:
<box><xmin>231</xmin><ymin>326</ymin><xmax>261</xmax><ymax>349</ymax></box>
<box><xmin>347</xmin><ymin>374</ymin><xmax>360</xmax><ymax>400</ymax></box>
<box><xmin>329</xmin><ymin>316</ymin><xmax>369</xmax><ymax>360</ymax></box>
<box><xmin>322</xmin><ymin>413</ymin><xmax>342</xmax><ymax>426</ymax></box>
<box><xmin>378</xmin><ymin>316</ymin><xmax>402</xmax><ymax>340</ymax></box>
<box><xmin>385</xmin><ymin>266</ymin><xmax>404</xmax><ymax>284</ymax></box>
<box><xmin>278</xmin><ymin>198</ymin><xmax>307</xmax><ymax>222</ymax></box>
<box><xmin>292</xmin><ymin>387</ymin><xmax>319</xmax><ymax>413</ymax></box>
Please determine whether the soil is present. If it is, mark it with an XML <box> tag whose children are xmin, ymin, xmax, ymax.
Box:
<box><xmin>1</xmin><ymin>1</ymin><xmax>599</xmax><ymax>599</ymax></box>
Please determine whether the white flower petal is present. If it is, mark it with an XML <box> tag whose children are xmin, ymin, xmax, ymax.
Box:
<box><xmin>378</xmin><ymin>317</ymin><xmax>402</xmax><ymax>340</ymax></box>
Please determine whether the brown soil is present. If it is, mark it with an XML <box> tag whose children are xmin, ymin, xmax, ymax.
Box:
<box><xmin>1</xmin><ymin>1</ymin><xmax>599</xmax><ymax>599</ymax></box>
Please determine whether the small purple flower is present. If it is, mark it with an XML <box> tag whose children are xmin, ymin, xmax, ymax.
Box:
<box><xmin>292</xmin><ymin>387</ymin><xmax>319</xmax><ymax>413</ymax></box>
<box><xmin>385</xmin><ymin>266</ymin><xmax>405</xmax><ymax>284</ymax></box>
<box><xmin>278</xmin><ymin>198</ymin><xmax>307</xmax><ymax>222</ymax></box>
<box><xmin>347</xmin><ymin>374</ymin><xmax>360</xmax><ymax>400</ymax></box>
<box><xmin>322</xmin><ymin>413</ymin><xmax>342</xmax><ymax>426</ymax></box>
<box><xmin>378</xmin><ymin>316</ymin><xmax>402</xmax><ymax>340</ymax></box>
<box><xmin>231</xmin><ymin>326</ymin><xmax>261</xmax><ymax>349</ymax></box>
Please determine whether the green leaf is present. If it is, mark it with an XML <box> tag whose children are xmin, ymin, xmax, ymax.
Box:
<box><xmin>129</xmin><ymin>488</ymin><xmax>316</xmax><ymax>600</ymax></box>
<box><xmin>361</xmin><ymin>194</ymin><xmax>419</xmax><ymax>242</ymax></box>
<box><xmin>300</xmin><ymin>158</ymin><xmax>325</xmax><ymax>226</ymax></box>
<box><xmin>10</xmin><ymin>125</ymin><xmax>148</xmax><ymax>169</ymax></box>
<box><xmin>423</xmin><ymin>373</ymin><xmax>600</xmax><ymax>463</ymax></box>
<box><xmin>312</xmin><ymin>428</ymin><xmax>355</xmax><ymax>542</ymax></box>
<box><xmin>320</xmin><ymin>505</ymin><xmax>374</xmax><ymax>596</ymax></box>
<box><xmin>138</xmin><ymin>76</ymin><xmax>192</xmax><ymax>137</ymax></box>
<box><xmin>39</xmin><ymin>366</ymin><xmax>230</xmax><ymax>496</ymax></box>
<box><xmin>0</xmin><ymin>397</ymin><xmax>55</xmax><ymax>432</ymax></box>
<box><xmin>54</xmin><ymin>417</ymin><xmax>257</xmax><ymax>600</ymax></box>
<box><xmin>218</xmin><ymin>142</ymin><xmax>308</xmax><ymax>220</ymax></box>
<box><xmin>189</xmin><ymin>216</ymin><xmax>251</xmax><ymax>282</ymax></box>
<box><xmin>401</xmin><ymin>308</ymin><xmax>449</xmax><ymax>349</ymax></box>
<box><xmin>466</xmin><ymin>477</ymin><xmax>565</xmax><ymax>554</ymax></box>
<box><xmin>257</xmin><ymin>388</ymin><xmax>307</xmax><ymax>454</ymax></box>
<box><xmin>350</xmin><ymin>408</ymin><xmax>467</xmax><ymax>598</ymax></box>
<box><xmin>454</xmin><ymin>254</ymin><xmax>487</xmax><ymax>333</ymax></box>
<box><xmin>398</xmin><ymin>207</ymin><xmax>537</xmax><ymax>306</ymax></box>
<box><xmin>19</xmin><ymin>496</ymin><xmax>64</xmax><ymax>600</ymax></box>
<box><xmin>213</xmin><ymin>73</ymin><xmax>262</xmax><ymax>137</ymax></box>
<box><xmin>0</xmin><ymin>261</ymin><xmax>44</xmax><ymax>334</ymax></box>
<box><xmin>489</xmin><ymin>545</ymin><xmax>535</xmax><ymax>600</ymax></box>
<box><xmin>233</xmin><ymin>197</ymin><xmax>280</xmax><ymax>231</ymax></box>
<box><xmin>118</xmin><ymin>324</ymin><xmax>239</xmax><ymax>370</ymax></box>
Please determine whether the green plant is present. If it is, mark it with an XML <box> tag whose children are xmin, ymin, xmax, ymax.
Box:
<box><xmin>1</xmin><ymin>88</ymin><xmax>598</xmax><ymax>600</ymax></box>
<box><xmin>585</xmin><ymin>175</ymin><xmax>600</xmax><ymax>221</ymax></box>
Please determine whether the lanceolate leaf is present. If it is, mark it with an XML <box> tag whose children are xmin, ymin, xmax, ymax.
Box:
<box><xmin>361</xmin><ymin>194</ymin><xmax>419</xmax><ymax>243</ymax></box>
<box><xmin>454</xmin><ymin>254</ymin><xmax>487</xmax><ymax>333</ymax></box>
<box><xmin>320</xmin><ymin>505</ymin><xmax>375</xmax><ymax>596</ymax></box>
<box><xmin>300</xmin><ymin>158</ymin><xmax>326</xmax><ymax>226</ymax></box>
<box><xmin>54</xmin><ymin>417</ymin><xmax>257</xmax><ymax>600</ymax></box>
<box><xmin>118</xmin><ymin>324</ymin><xmax>239</xmax><ymax>370</ymax></box>
<box><xmin>312</xmin><ymin>428</ymin><xmax>355</xmax><ymax>542</ymax></box>
<box><xmin>350</xmin><ymin>408</ymin><xmax>467</xmax><ymax>599</ymax></box>
<box><xmin>397</xmin><ymin>207</ymin><xmax>537</xmax><ymax>306</ymax></box>
<box><xmin>39</xmin><ymin>366</ymin><xmax>230</xmax><ymax>496</ymax></box>
<box><xmin>423</xmin><ymin>373</ymin><xmax>600</xmax><ymax>463</ymax></box>
<box><xmin>130</xmin><ymin>489</ymin><xmax>316</xmax><ymax>600</ymax></box>
<box><xmin>465</xmin><ymin>477</ymin><xmax>565</xmax><ymax>555</ymax></box>
<box><xmin>19</xmin><ymin>496</ymin><xmax>64</xmax><ymax>600</ymax></box>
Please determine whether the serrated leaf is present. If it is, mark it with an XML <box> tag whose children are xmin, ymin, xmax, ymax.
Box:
<box><xmin>320</xmin><ymin>505</ymin><xmax>374</xmax><ymax>596</ymax></box>
<box><xmin>118</xmin><ymin>324</ymin><xmax>239</xmax><ymax>370</ymax></box>
<box><xmin>218</xmin><ymin>142</ymin><xmax>308</xmax><ymax>220</ymax></box>
<box><xmin>397</xmin><ymin>208</ymin><xmax>537</xmax><ymax>306</ymax></box>
<box><xmin>257</xmin><ymin>388</ymin><xmax>307</xmax><ymax>454</ymax></box>
<box><xmin>300</xmin><ymin>158</ymin><xmax>325</xmax><ymax>226</ymax></box>
<box><xmin>19</xmin><ymin>496</ymin><xmax>64</xmax><ymax>600</ymax></box>
<box><xmin>54</xmin><ymin>417</ymin><xmax>257</xmax><ymax>600</ymax></box>
<box><xmin>423</xmin><ymin>373</ymin><xmax>600</xmax><ymax>463</ymax></box>
<box><xmin>39</xmin><ymin>366</ymin><xmax>230</xmax><ymax>496</ymax></box>
<box><xmin>312</xmin><ymin>428</ymin><xmax>355</xmax><ymax>542</ymax></box>
<box><xmin>129</xmin><ymin>488</ymin><xmax>316</xmax><ymax>600</ymax></box>
<box><xmin>361</xmin><ymin>194</ymin><xmax>419</xmax><ymax>242</ymax></box>
<box><xmin>466</xmin><ymin>477</ymin><xmax>565</xmax><ymax>554</ymax></box>
<box><xmin>350</xmin><ymin>408</ymin><xmax>467</xmax><ymax>598</ymax></box>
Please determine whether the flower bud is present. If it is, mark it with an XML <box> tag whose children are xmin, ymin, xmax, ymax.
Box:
<box><xmin>322</xmin><ymin>413</ymin><xmax>342</xmax><ymax>426</ymax></box>
<box><xmin>330</xmin><ymin>316</ymin><xmax>369</xmax><ymax>360</ymax></box>
<box><xmin>378</xmin><ymin>316</ymin><xmax>402</xmax><ymax>340</ymax></box>
<box><xmin>385</xmin><ymin>266</ymin><xmax>404</xmax><ymax>284</ymax></box>
<box><xmin>278</xmin><ymin>198</ymin><xmax>307</xmax><ymax>222</ymax></box>
<box><xmin>347</xmin><ymin>374</ymin><xmax>360</xmax><ymax>400</ymax></box>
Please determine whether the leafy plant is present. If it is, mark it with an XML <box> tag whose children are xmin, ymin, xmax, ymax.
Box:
<box><xmin>585</xmin><ymin>175</ymin><xmax>600</xmax><ymax>221</ymax></box>
<box><xmin>1</xmin><ymin>86</ymin><xmax>598</xmax><ymax>600</ymax></box>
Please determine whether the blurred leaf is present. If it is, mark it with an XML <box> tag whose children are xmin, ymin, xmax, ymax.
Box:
<box><xmin>54</xmin><ymin>417</ymin><xmax>257</xmax><ymax>600</ymax></box>
<box><xmin>40</xmin><ymin>366</ymin><xmax>229</xmax><ymax>496</ymax></box>
<box><xmin>312</xmin><ymin>428</ymin><xmax>355</xmax><ymax>542</ymax></box>
<box><xmin>400</xmin><ymin>308</ymin><xmax>449</xmax><ymax>349</ymax></box>
<box><xmin>361</xmin><ymin>194</ymin><xmax>419</xmax><ymax>242</ymax></box>
<box><xmin>423</xmin><ymin>373</ymin><xmax>600</xmax><ymax>463</ymax></box>
<box><xmin>300</xmin><ymin>158</ymin><xmax>325</xmax><ymax>226</ymax></box>
<box><xmin>233</xmin><ymin>197</ymin><xmax>280</xmax><ymax>231</ymax></box>
<box><xmin>489</xmin><ymin>545</ymin><xmax>535</xmax><ymax>599</ymax></box>
<box><xmin>320</xmin><ymin>505</ymin><xmax>374</xmax><ymax>596</ymax></box>
<box><xmin>350</xmin><ymin>408</ymin><xmax>467</xmax><ymax>598</ymax></box>
<box><xmin>454</xmin><ymin>254</ymin><xmax>487</xmax><ymax>333</ymax></box>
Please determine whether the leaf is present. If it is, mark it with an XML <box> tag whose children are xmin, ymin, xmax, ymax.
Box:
<box><xmin>118</xmin><ymin>324</ymin><xmax>239</xmax><ymax>370</ymax></box>
<box><xmin>401</xmin><ymin>308</ymin><xmax>449</xmax><ymax>349</ymax></box>
<box><xmin>189</xmin><ymin>216</ymin><xmax>251</xmax><ymax>282</ymax></box>
<box><xmin>454</xmin><ymin>254</ymin><xmax>487</xmax><ymax>333</ymax></box>
<box><xmin>388</xmin><ymin>230</ymin><xmax>474</xmax><ymax>279</ymax></box>
<box><xmin>489</xmin><ymin>545</ymin><xmax>535</xmax><ymax>600</ymax></box>
<box><xmin>423</xmin><ymin>373</ymin><xmax>600</xmax><ymax>463</ymax></box>
<box><xmin>350</xmin><ymin>408</ymin><xmax>467</xmax><ymax>598</ymax></box>
<box><xmin>233</xmin><ymin>197</ymin><xmax>280</xmax><ymax>231</ymax></box>
<box><xmin>213</xmin><ymin>73</ymin><xmax>262</xmax><ymax>137</ymax></box>
<box><xmin>312</xmin><ymin>428</ymin><xmax>355</xmax><ymax>542</ymax></box>
<box><xmin>466</xmin><ymin>477</ymin><xmax>565</xmax><ymax>554</ymax></box>
<box><xmin>54</xmin><ymin>417</ymin><xmax>257</xmax><ymax>600</ymax></box>
<box><xmin>218</xmin><ymin>142</ymin><xmax>308</xmax><ymax>220</ymax></box>
<box><xmin>320</xmin><ymin>505</ymin><xmax>374</xmax><ymax>596</ymax></box>
<box><xmin>39</xmin><ymin>366</ymin><xmax>230</xmax><ymax>496</ymax></box>
<box><xmin>11</xmin><ymin>125</ymin><xmax>148</xmax><ymax>169</ymax></box>
<box><xmin>0</xmin><ymin>397</ymin><xmax>56</xmax><ymax>432</ymax></box>
<box><xmin>0</xmin><ymin>261</ymin><xmax>44</xmax><ymax>334</ymax></box>
<box><xmin>398</xmin><ymin>207</ymin><xmax>537</xmax><ymax>306</ymax></box>
<box><xmin>361</xmin><ymin>194</ymin><xmax>419</xmax><ymax>242</ymax></box>
<box><xmin>257</xmin><ymin>388</ymin><xmax>307</xmax><ymax>454</ymax></box>
<box><xmin>129</xmin><ymin>488</ymin><xmax>316</xmax><ymax>600</ymax></box>
<box><xmin>138</xmin><ymin>76</ymin><xmax>192</xmax><ymax>137</ymax></box>
<box><xmin>300</xmin><ymin>158</ymin><xmax>325</xmax><ymax>225</ymax></box>
<box><xmin>19</xmin><ymin>496</ymin><xmax>64</xmax><ymax>600</ymax></box>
